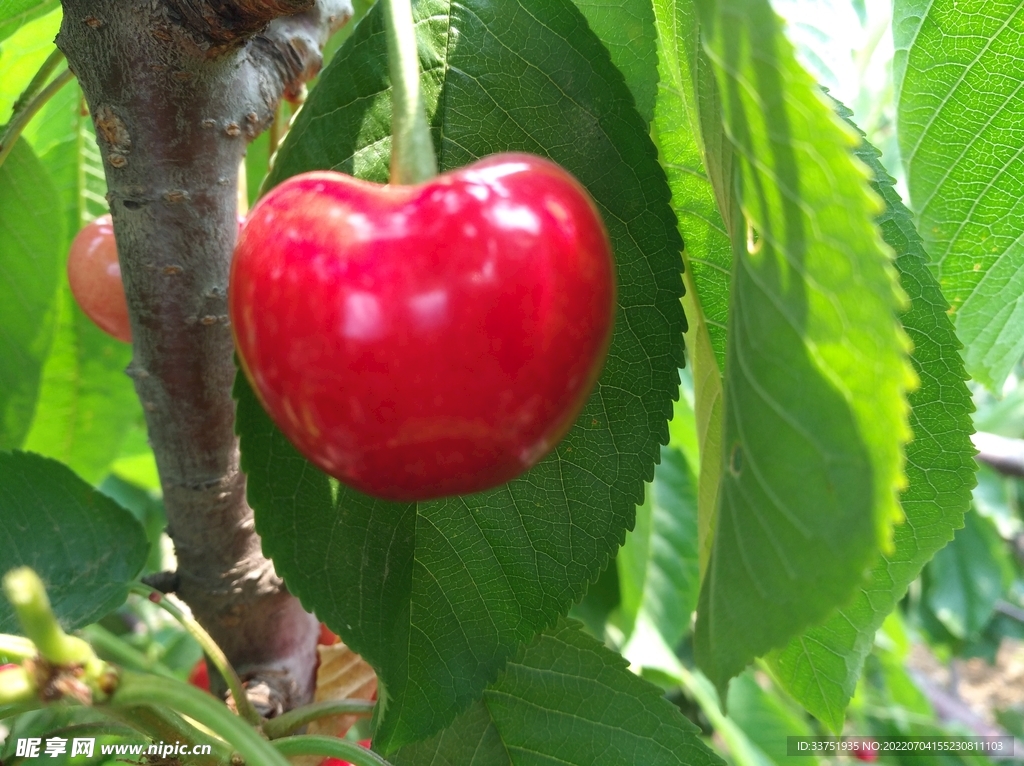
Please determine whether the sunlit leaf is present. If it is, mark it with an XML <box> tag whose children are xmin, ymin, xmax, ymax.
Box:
<box><xmin>691</xmin><ymin>0</ymin><xmax>914</xmax><ymax>694</ymax></box>
<box><xmin>572</xmin><ymin>0</ymin><xmax>658</xmax><ymax>124</ymax></box>
<box><xmin>0</xmin><ymin>139</ymin><xmax>62</xmax><ymax>449</ymax></box>
<box><xmin>21</xmin><ymin>81</ymin><xmax>137</xmax><ymax>484</ymax></box>
<box><xmin>650</xmin><ymin>0</ymin><xmax>727</xmax><ymax>573</ymax></box>
<box><xmin>767</xmin><ymin>102</ymin><xmax>975</xmax><ymax>731</ymax></box>
<box><xmin>894</xmin><ymin>0</ymin><xmax>1024</xmax><ymax>389</ymax></box>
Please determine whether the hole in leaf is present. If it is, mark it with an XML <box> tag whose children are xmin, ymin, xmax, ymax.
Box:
<box><xmin>746</xmin><ymin>222</ymin><xmax>761</xmax><ymax>255</ymax></box>
<box><xmin>729</xmin><ymin>442</ymin><xmax>744</xmax><ymax>476</ymax></box>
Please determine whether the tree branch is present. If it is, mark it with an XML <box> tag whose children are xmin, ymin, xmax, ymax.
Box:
<box><xmin>972</xmin><ymin>431</ymin><xmax>1024</xmax><ymax>477</ymax></box>
<box><xmin>57</xmin><ymin>0</ymin><xmax>351</xmax><ymax>715</ymax></box>
<box><xmin>167</xmin><ymin>0</ymin><xmax>316</xmax><ymax>48</ymax></box>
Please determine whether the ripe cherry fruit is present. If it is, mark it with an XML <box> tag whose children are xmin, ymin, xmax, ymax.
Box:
<box><xmin>67</xmin><ymin>214</ymin><xmax>132</xmax><ymax>343</ymax></box>
<box><xmin>321</xmin><ymin>740</ymin><xmax>371</xmax><ymax>766</ymax></box>
<box><xmin>187</xmin><ymin>658</ymin><xmax>210</xmax><ymax>692</ymax></box>
<box><xmin>851</xmin><ymin>739</ymin><xmax>879</xmax><ymax>762</ymax></box>
<box><xmin>230</xmin><ymin>153</ymin><xmax>615</xmax><ymax>501</ymax></box>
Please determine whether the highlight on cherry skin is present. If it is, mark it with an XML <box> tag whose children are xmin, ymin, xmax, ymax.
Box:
<box><xmin>67</xmin><ymin>214</ymin><xmax>132</xmax><ymax>343</ymax></box>
<box><xmin>230</xmin><ymin>153</ymin><xmax>616</xmax><ymax>502</ymax></box>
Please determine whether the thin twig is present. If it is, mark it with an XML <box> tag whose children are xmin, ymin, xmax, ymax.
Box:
<box><xmin>973</xmin><ymin>431</ymin><xmax>1024</xmax><ymax>477</ymax></box>
<box><xmin>0</xmin><ymin>68</ymin><xmax>75</xmax><ymax>170</ymax></box>
<box><xmin>129</xmin><ymin>584</ymin><xmax>263</xmax><ymax>728</ymax></box>
<box><xmin>995</xmin><ymin>599</ymin><xmax>1024</xmax><ymax>624</ymax></box>
<box><xmin>110</xmin><ymin>672</ymin><xmax>289</xmax><ymax>766</ymax></box>
<box><xmin>10</xmin><ymin>48</ymin><xmax>66</xmax><ymax>116</ymax></box>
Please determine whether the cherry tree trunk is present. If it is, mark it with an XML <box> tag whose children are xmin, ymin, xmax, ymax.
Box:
<box><xmin>57</xmin><ymin>0</ymin><xmax>349</xmax><ymax>715</ymax></box>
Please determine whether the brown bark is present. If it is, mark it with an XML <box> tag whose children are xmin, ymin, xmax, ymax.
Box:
<box><xmin>57</xmin><ymin>0</ymin><xmax>350</xmax><ymax>716</ymax></box>
<box><xmin>167</xmin><ymin>0</ymin><xmax>317</xmax><ymax>47</ymax></box>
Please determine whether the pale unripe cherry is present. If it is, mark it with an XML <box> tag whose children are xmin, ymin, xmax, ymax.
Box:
<box><xmin>67</xmin><ymin>214</ymin><xmax>132</xmax><ymax>343</ymax></box>
<box><xmin>68</xmin><ymin>213</ymin><xmax>246</xmax><ymax>344</ymax></box>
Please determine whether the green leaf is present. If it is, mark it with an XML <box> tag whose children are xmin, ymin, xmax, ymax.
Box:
<box><xmin>650</xmin><ymin>0</ymin><xmax>728</xmax><ymax>575</ymax></box>
<box><xmin>572</xmin><ymin>0</ymin><xmax>658</xmax><ymax>124</ymax></box>
<box><xmin>20</xmin><ymin>82</ymin><xmax>136</xmax><ymax>484</ymax></box>
<box><xmin>0</xmin><ymin>451</ymin><xmax>148</xmax><ymax>632</ymax></box>
<box><xmin>390</xmin><ymin>619</ymin><xmax>723</xmax><ymax>766</ymax></box>
<box><xmin>691</xmin><ymin>0</ymin><xmax>914</xmax><ymax>694</ymax></box>
<box><xmin>0</xmin><ymin>7</ymin><xmax>60</xmax><ymax>120</ymax></box>
<box><xmin>0</xmin><ymin>138</ymin><xmax>63</xmax><ymax>450</ymax></box>
<box><xmin>766</xmin><ymin>102</ymin><xmax>976</xmax><ymax>732</ymax></box>
<box><xmin>727</xmin><ymin>671</ymin><xmax>817</xmax><ymax>766</ymax></box>
<box><xmin>629</xmin><ymin>639</ymin><xmax>773</xmax><ymax>766</ymax></box>
<box><xmin>617</xmin><ymin>441</ymin><xmax>699</xmax><ymax>647</ymax></box>
<box><xmin>925</xmin><ymin>509</ymin><xmax>1011</xmax><ymax>640</ymax></box>
<box><xmin>0</xmin><ymin>0</ymin><xmax>57</xmax><ymax>44</ymax></box>
<box><xmin>972</xmin><ymin>463</ymin><xmax>1020</xmax><ymax>540</ymax></box>
<box><xmin>21</xmin><ymin>79</ymin><xmax>108</xmax><ymax>234</ymax></box>
<box><xmin>22</xmin><ymin>288</ymin><xmax>138</xmax><ymax>484</ymax></box>
<box><xmin>108</xmin><ymin>420</ymin><xmax>161</xmax><ymax>492</ymax></box>
<box><xmin>893</xmin><ymin>0</ymin><xmax>1024</xmax><ymax>389</ymax></box>
<box><xmin>241</xmin><ymin>0</ymin><xmax>684</xmax><ymax>751</ymax></box>
<box><xmin>651</xmin><ymin>0</ymin><xmax>730</xmax><ymax>369</ymax></box>
<box><xmin>245</xmin><ymin>130</ymin><xmax>270</xmax><ymax>207</ymax></box>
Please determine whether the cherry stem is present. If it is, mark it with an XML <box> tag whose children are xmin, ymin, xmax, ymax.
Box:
<box><xmin>263</xmin><ymin>698</ymin><xmax>376</xmax><ymax>739</ymax></box>
<box><xmin>383</xmin><ymin>0</ymin><xmax>437</xmax><ymax>185</ymax></box>
<box><xmin>129</xmin><ymin>583</ymin><xmax>262</xmax><ymax>728</ymax></box>
<box><xmin>273</xmin><ymin>735</ymin><xmax>394</xmax><ymax>766</ymax></box>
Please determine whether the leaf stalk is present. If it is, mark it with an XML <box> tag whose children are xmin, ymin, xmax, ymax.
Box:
<box><xmin>263</xmin><ymin>698</ymin><xmax>376</xmax><ymax>739</ymax></box>
<box><xmin>129</xmin><ymin>584</ymin><xmax>262</xmax><ymax>727</ymax></box>
<box><xmin>109</xmin><ymin>672</ymin><xmax>289</xmax><ymax>766</ymax></box>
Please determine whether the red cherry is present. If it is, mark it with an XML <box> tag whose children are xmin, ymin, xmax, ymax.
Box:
<box><xmin>230</xmin><ymin>153</ymin><xmax>615</xmax><ymax>501</ymax></box>
<box><xmin>320</xmin><ymin>739</ymin><xmax>372</xmax><ymax>766</ymax></box>
<box><xmin>188</xmin><ymin>659</ymin><xmax>210</xmax><ymax>691</ymax></box>
<box><xmin>318</xmin><ymin>623</ymin><xmax>340</xmax><ymax>646</ymax></box>
<box><xmin>67</xmin><ymin>214</ymin><xmax>132</xmax><ymax>343</ymax></box>
<box><xmin>851</xmin><ymin>738</ymin><xmax>878</xmax><ymax>762</ymax></box>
